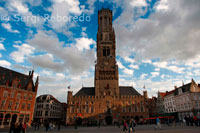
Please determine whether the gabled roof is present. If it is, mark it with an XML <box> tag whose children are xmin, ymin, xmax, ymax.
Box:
<box><xmin>36</xmin><ymin>94</ymin><xmax>61</xmax><ymax>103</ymax></box>
<box><xmin>74</xmin><ymin>86</ymin><xmax>141</xmax><ymax>97</ymax></box>
<box><xmin>174</xmin><ymin>82</ymin><xmax>191</xmax><ymax>95</ymax></box>
<box><xmin>0</xmin><ymin>66</ymin><xmax>35</xmax><ymax>92</ymax></box>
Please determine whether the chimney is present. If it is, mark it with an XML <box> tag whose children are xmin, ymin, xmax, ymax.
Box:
<box><xmin>174</xmin><ymin>86</ymin><xmax>177</xmax><ymax>89</ymax></box>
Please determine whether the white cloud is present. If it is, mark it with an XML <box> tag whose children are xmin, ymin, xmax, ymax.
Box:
<box><xmin>123</xmin><ymin>68</ymin><xmax>134</xmax><ymax>75</ymax></box>
<box><xmin>151</xmin><ymin>71</ymin><xmax>159</xmax><ymax>78</ymax></box>
<box><xmin>129</xmin><ymin>64</ymin><xmax>139</xmax><ymax>69</ymax></box>
<box><xmin>0</xmin><ymin>43</ymin><xmax>5</xmax><ymax>50</ymax></box>
<box><xmin>27</xmin><ymin>30</ymin><xmax>95</xmax><ymax>74</ymax></box>
<box><xmin>140</xmin><ymin>73</ymin><xmax>148</xmax><ymax>79</ymax></box>
<box><xmin>155</xmin><ymin>0</ymin><xmax>169</xmax><ymax>12</ymax></box>
<box><xmin>142</xmin><ymin>59</ymin><xmax>152</xmax><ymax>64</ymax></box>
<box><xmin>123</xmin><ymin>56</ymin><xmax>135</xmax><ymax>63</ymax></box>
<box><xmin>6</xmin><ymin>0</ymin><xmax>44</xmax><ymax>27</ymax></box>
<box><xmin>0</xmin><ymin>60</ymin><xmax>11</xmax><ymax>68</ymax></box>
<box><xmin>0</xmin><ymin>53</ymin><xmax>2</xmax><ymax>58</ymax></box>
<box><xmin>155</xmin><ymin>68</ymin><xmax>160</xmax><ymax>71</ymax></box>
<box><xmin>49</xmin><ymin>0</ymin><xmax>82</xmax><ymax>30</ymax></box>
<box><xmin>12</xmin><ymin>0</ymin><xmax>29</xmax><ymax>13</ymax></box>
<box><xmin>1</xmin><ymin>23</ymin><xmax>19</xmax><ymax>33</ymax></box>
<box><xmin>75</xmin><ymin>37</ymin><xmax>95</xmax><ymax>51</ymax></box>
<box><xmin>114</xmin><ymin>0</ymin><xmax>200</xmax><ymax>62</ymax></box>
<box><xmin>130</xmin><ymin>0</ymin><xmax>147</xmax><ymax>7</ymax></box>
<box><xmin>117</xmin><ymin>61</ymin><xmax>125</xmax><ymax>69</ymax></box>
<box><xmin>29</xmin><ymin>54</ymin><xmax>64</xmax><ymax>72</ymax></box>
<box><xmin>10</xmin><ymin>44</ymin><xmax>35</xmax><ymax>63</ymax></box>
<box><xmin>152</xmin><ymin>61</ymin><xmax>184</xmax><ymax>74</ymax></box>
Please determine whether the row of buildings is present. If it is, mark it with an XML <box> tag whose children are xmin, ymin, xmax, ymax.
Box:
<box><xmin>0</xmin><ymin>66</ymin><xmax>67</xmax><ymax>128</ymax></box>
<box><xmin>148</xmin><ymin>79</ymin><xmax>200</xmax><ymax>121</ymax></box>
<box><xmin>0</xmin><ymin>64</ymin><xmax>200</xmax><ymax>128</ymax></box>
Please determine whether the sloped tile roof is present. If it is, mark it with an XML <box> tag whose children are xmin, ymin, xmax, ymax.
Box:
<box><xmin>74</xmin><ymin>86</ymin><xmax>141</xmax><ymax>96</ymax></box>
<box><xmin>0</xmin><ymin>66</ymin><xmax>35</xmax><ymax>92</ymax></box>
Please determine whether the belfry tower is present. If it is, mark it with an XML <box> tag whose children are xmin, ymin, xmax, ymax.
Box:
<box><xmin>95</xmin><ymin>8</ymin><xmax>119</xmax><ymax>96</ymax></box>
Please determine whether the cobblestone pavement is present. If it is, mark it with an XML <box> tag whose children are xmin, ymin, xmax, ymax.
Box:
<box><xmin>0</xmin><ymin>124</ymin><xmax>200</xmax><ymax>133</ymax></box>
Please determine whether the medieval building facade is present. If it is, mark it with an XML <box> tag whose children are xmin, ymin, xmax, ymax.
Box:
<box><xmin>66</xmin><ymin>9</ymin><xmax>149</xmax><ymax>125</ymax></box>
<box><xmin>0</xmin><ymin>66</ymin><xmax>39</xmax><ymax>128</ymax></box>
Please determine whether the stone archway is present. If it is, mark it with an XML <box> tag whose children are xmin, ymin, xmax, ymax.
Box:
<box><xmin>105</xmin><ymin>116</ymin><xmax>112</xmax><ymax>125</ymax></box>
<box><xmin>11</xmin><ymin>114</ymin><xmax>18</xmax><ymax>124</ymax></box>
<box><xmin>4</xmin><ymin>114</ymin><xmax>11</xmax><ymax>126</ymax></box>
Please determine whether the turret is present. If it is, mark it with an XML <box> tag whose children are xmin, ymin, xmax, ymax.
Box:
<box><xmin>35</xmin><ymin>76</ymin><xmax>39</xmax><ymax>92</ymax></box>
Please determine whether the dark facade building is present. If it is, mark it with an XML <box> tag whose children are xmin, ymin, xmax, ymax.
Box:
<box><xmin>66</xmin><ymin>8</ymin><xmax>149</xmax><ymax>125</ymax></box>
<box><xmin>0</xmin><ymin>66</ymin><xmax>38</xmax><ymax>128</ymax></box>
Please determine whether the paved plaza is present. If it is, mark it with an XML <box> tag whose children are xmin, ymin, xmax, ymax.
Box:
<box><xmin>0</xmin><ymin>124</ymin><xmax>200</xmax><ymax>133</ymax></box>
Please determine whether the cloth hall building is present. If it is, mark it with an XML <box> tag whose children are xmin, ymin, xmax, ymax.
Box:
<box><xmin>66</xmin><ymin>8</ymin><xmax>149</xmax><ymax>125</ymax></box>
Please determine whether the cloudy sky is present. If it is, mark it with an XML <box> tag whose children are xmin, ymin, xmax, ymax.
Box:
<box><xmin>0</xmin><ymin>0</ymin><xmax>200</xmax><ymax>102</ymax></box>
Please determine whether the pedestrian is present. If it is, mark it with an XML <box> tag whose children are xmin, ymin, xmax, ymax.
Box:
<box><xmin>118</xmin><ymin>120</ymin><xmax>120</xmax><ymax>128</ymax></box>
<box><xmin>37</xmin><ymin>122</ymin><xmax>40</xmax><ymax>130</ymax></box>
<box><xmin>34</xmin><ymin>122</ymin><xmax>37</xmax><ymax>130</ymax></box>
<box><xmin>18</xmin><ymin>122</ymin><xmax>23</xmax><ymax>133</ymax></box>
<box><xmin>123</xmin><ymin>120</ymin><xmax>127</xmax><ymax>131</ymax></box>
<box><xmin>23</xmin><ymin>122</ymin><xmax>27</xmax><ymax>133</ymax></box>
<box><xmin>58</xmin><ymin>122</ymin><xmax>61</xmax><ymax>131</ymax></box>
<box><xmin>155</xmin><ymin>117</ymin><xmax>162</xmax><ymax>130</ymax></box>
<box><xmin>45</xmin><ymin>121</ymin><xmax>49</xmax><ymax>132</ymax></box>
<box><xmin>98</xmin><ymin>120</ymin><xmax>100</xmax><ymax>128</ymax></box>
<box><xmin>197</xmin><ymin>112</ymin><xmax>200</xmax><ymax>126</ymax></box>
<box><xmin>193</xmin><ymin>116</ymin><xmax>198</xmax><ymax>126</ymax></box>
<box><xmin>131</xmin><ymin>119</ymin><xmax>135</xmax><ymax>133</ymax></box>
<box><xmin>9</xmin><ymin>123</ymin><xmax>15</xmax><ymax>133</ymax></box>
<box><xmin>184</xmin><ymin>115</ymin><xmax>189</xmax><ymax>126</ymax></box>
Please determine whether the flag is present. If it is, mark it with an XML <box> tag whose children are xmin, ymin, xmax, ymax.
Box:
<box><xmin>68</xmin><ymin>86</ymin><xmax>70</xmax><ymax>89</ymax></box>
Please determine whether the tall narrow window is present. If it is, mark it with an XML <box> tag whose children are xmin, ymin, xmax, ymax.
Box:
<box><xmin>104</xmin><ymin>16</ymin><xmax>107</xmax><ymax>26</ymax></box>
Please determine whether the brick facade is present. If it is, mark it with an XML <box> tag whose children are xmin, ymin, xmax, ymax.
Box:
<box><xmin>0</xmin><ymin>66</ymin><xmax>38</xmax><ymax>128</ymax></box>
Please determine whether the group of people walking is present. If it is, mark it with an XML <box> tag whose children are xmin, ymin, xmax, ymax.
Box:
<box><xmin>122</xmin><ymin>119</ymin><xmax>136</xmax><ymax>133</ymax></box>
<box><xmin>184</xmin><ymin>113</ymin><xmax>200</xmax><ymax>126</ymax></box>
<box><xmin>9</xmin><ymin>122</ymin><xmax>27</xmax><ymax>133</ymax></box>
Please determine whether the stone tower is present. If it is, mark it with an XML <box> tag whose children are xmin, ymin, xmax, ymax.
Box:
<box><xmin>95</xmin><ymin>8</ymin><xmax>119</xmax><ymax>96</ymax></box>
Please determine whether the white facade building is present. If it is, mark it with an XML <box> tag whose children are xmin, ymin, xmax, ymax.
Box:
<box><xmin>34</xmin><ymin>95</ymin><xmax>66</xmax><ymax>123</ymax></box>
<box><xmin>164</xmin><ymin>90</ymin><xmax>176</xmax><ymax>113</ymax></box>
<box><xmin>174</xmin><ymin>79</ymin><xmax>200</xmax><ymax>120</ymax></box>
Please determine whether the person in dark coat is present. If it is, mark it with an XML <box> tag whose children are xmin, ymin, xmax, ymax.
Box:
<box><xmin>9</xmin><ymin>123</ymin><xmax>15</xmax><ymax>133</ymax></box>
<box><xmin>45</xmin><ymin>122</ymin><xmax>49</xmax><ymax>132</ymax></box>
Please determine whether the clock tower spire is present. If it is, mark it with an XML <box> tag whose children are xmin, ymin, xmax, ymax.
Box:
<box><xmin>95</xmin><ymin>8</ymin><xmax>119</xmax><ymax>96</ymax></box>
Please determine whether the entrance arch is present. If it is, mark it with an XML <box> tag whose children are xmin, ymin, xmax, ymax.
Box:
<box><xmin>11</xmin><ymin>114</ymin><xmax>18</xmax><ymax>124</ymax></box>
<box><xmin>105</xmin><ymin>116</ymin><xmax>112</xmax><ymax>125</ymax></box>
<box><xmin>4</xmin><ymin>114</ymin><xmax>11</xmax><ymax>126</ymax></box>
